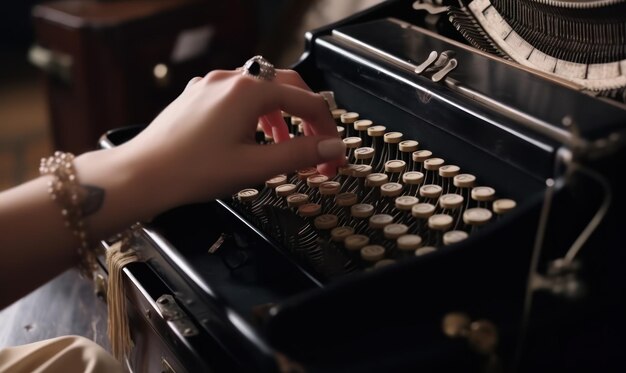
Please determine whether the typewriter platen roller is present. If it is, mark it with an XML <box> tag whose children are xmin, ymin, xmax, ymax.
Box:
<box><xmin>100</xmin><ymin>1</ymin><xmax>626</xmax><ymax>372</ymax></box>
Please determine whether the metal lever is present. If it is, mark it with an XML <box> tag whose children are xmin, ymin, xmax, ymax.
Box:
<box><xmin>432</xmin><ymin>58</ymin><xmax>458</xmax><ymax>82</ymax></box>
<box><xmin>414</xmin><ymin>51</ymin><xmax>438</xmax><ymax>74</ymax></box>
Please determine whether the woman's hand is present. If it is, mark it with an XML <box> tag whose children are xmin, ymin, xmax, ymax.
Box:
<box><xmin>118</xmin><ymin>69</ymin><xmax>346</xmax><ymax>210</ymax></box>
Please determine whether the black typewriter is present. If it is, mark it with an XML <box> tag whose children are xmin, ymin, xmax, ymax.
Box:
<box><xmin>99</xmin><ymin>1</ymin><xmax>626</xmax><ymax>372</ymax></box>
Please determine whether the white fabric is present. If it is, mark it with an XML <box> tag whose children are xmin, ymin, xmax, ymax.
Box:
<box><xmin>0</xmin><ymin>335</ymin><xmax>122</xmax><ymax>373</ymax></box>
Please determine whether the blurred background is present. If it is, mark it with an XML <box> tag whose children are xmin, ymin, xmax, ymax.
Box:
<box><xmin>0</xmin><ymin>0</ymin><xmax>382</xmax><ymax>191</ymax></box>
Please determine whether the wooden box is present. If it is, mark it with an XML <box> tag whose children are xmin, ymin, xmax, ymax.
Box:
<box><xmin>31</xmin><ymin>0</ymin><xmax>256</xmax><ymax>153</ymax></box>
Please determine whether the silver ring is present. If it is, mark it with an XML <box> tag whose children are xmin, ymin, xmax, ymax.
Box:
<box><xmin>241</xmin><ymin>55</ymin><xmax>276</xmax><ymax>81</ymax></box>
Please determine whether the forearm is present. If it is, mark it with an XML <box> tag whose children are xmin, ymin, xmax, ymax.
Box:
<box><xmin>0</xmin><ymin>147</ymin><xmax>168</xmax><ymax>309</ymax></box>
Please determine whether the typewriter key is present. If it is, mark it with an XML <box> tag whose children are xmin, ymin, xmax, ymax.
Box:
<box><xmin>428</xmin><ymin>214</ymin><xmax>454</xmax><ymax>231</ymax></box>
<box><xmin>381</xmin><ymin>183</ymin><xmax>403</xmax><ymax>197</ymax></box>
<box><xmin>374</xmin><ymin>259</ymin><xmax>396</xmax><ymax>268</ymax></box>
<box><xmin>365</xmin><ymin>173</ymin><xmax>388</xmax><ymax>187</ymax></box>
<box><xmin>397</xmin><ymin>234</ymin><xmax>423</xmax><ymax>253</ymax></box>
<box><xmin>439</xmin><ymin>194</ymin><xmax>464</xmax><ymax>210</ymax></box>
<box><xmin>275</xmin><ymin>183</ymin><xmax>297</xmax><ymax>197</ymax></box>
<box><xmin>297</xmin><ymin>167</ymin><xmax>318</xmax><ymax>181</ymax></box>
<box><xmin>354</xmin><ymin>119</ymin><xmax>372</xmax><ymax>146</ymax></box>
<box><xmin>352</xmin><ymin>165</ymin><xmax>372</xmax><ymax>178</ymax></box>
<box><xmin>298</xmin><ymin>203</ymin><xmax>322</xmax><ymax>217</ymax></box>
<box><xmin>493</xmin><ymin>198</ymin><xmax>516</xmax><ymax>215</ymax></box>
<box><xmin>412</xmin><ymin>150</ymin><xmax>433</xmax><ymax>173</ymax></box>
<box><xmin>383</xmin><ymin>132</ymin><xmax>403</xmax><ymax>144</ymax></box>
<box><xmin>237</xmin><ymin>188</ymin><xmax>259</xmax><ymax>203</ymax></box>
<box><xmin>307</xmin><ymin>175</ymin><xmax>329</xmax><ymax>188</ymax></box>
<box><xmin>360</xmin><ymin>245</ymin><xmax>386</xmax><ymax>262</ymax></box>
<box><xmin>314</xmin><ymin>214</ymin><xmax>339</xmax><ymax>230</ymax></box>
<box><xmin>340</xmin><ymin>112</ymin><xmax>359</xmax><ymax>137</ymax></box>
<box><xmin>396</xmin><ymin>196</ymin><xmax>419</xmax><ymax>211</ymax></box>
<box><xmin>415</xmin><ymin>246</ymin><xmax>437</xmax><ymax>256</ymax></box>
<box><xmin>384</xmin><ymin>224</ymin><xmax>409</xmax><ymax>240</ymax></box>
<box><xmin>319</xmin><ymin>181</ymin><xmax>341</xmax><ymax>195</ymax></box>
<box><xmin>424</xmin><ymin>157</ymin><xmax>444</xmax><ymax>170</ymax></box>
<box><xmin>331</xmin><ymin>226</ymin><xmax>355</xmax><ymax>242</ymax></box>
<box><xmin>369</xmin><ymin>214</ymin><xmax>394</xmax><ymax>229</ymax></box>
<box><xmin>354</xmin><ymin>147</ymin><xmax>375</xmax><ymax>163</ymax></box>
<box><xmin>331</xmin><ymin>109</ymin><xmax>347</xmax><ymax>120</ymax></box>
<box><xmin>351</xmin><ymin>203</ymin><xmax>375</xmax><ymax>218</ymax></box>
<box><xmin>439</xmin><ymin>165</ymin><xmax>460</xmax><ymax>193</ymax></box>
<box><xmin>385</xmin><ymin>160</ymin><xmax>406</xmax><ymax>181</ymax></box>
<box><xmin>336</xmin><ymin>192</ymin><xmax>358</xmax><ymax>207</ymax></box>
<box><xmin>399</xmin><ymin>140</ymin><xmax>419</xmax><ymax>153</ymax></box>
<box><xmin>345</xmin><ymin>234</ymin><xmax>370</xmax><ymax>252</ymax></box>
<box><xmin>443</xmin><ymin>230</ymin><xmax>469</xmax><ymax>245</ymax></box>
<box><xmin>367</xmin><ymin>125</ymin><xmax>386</xmax><ymax>137</ymax></box>
<box><xmin>343</xmin><ymin>137</ymin><xmax>362</xmax><ymax>148</ymax></box>
<box><xmin>471</xmin><ymin>186</ymin><xmax>496</xmax><ymax>202</ymax></box>
<box><xmin>266</xmin><ymin>174</ymin><xmax>287</xmax><ymax>188</ymax></box>
<box><xmin>419</xmin><ymin>184</ymin><xmax>443</xmax><ymax>205</ymax></box>
<box><xmin>463</xmin><ymin>208</ymin><xmax>493</xmax><ymax>226</ymax></box>
<box><xmin>287</xmin><ymin>193</ymin><xmax>309</xmax><ymax>208</ymax></box>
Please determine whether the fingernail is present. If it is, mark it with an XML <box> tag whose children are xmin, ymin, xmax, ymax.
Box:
<box><xmin>317</xmin><ymin>138</ymin><xmax>346</xmax><ymax>160</ymax></box>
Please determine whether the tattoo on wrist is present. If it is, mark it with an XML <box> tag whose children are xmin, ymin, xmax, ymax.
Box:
<box><xmin>81</xmin><ymin>184</ymin><xmax>105</xmax><ymax>217</ymax></box>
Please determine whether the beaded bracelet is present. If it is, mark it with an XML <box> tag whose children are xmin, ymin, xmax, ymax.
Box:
<box><xmin>40</xmin><ymin>151</ymin><xmax>97</xmax><ymax>279</ymax></box>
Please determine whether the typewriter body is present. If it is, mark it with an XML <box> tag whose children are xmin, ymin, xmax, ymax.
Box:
<box><xmin>99</xmin><ymin>1</ymin><xmax>626</xmax><ymax>372</ymax></box>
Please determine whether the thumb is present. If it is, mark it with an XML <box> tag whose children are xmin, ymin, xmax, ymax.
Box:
<box><xmin>243</xmin><ymin>136</ymin><xmax>346</xmax><ymax>179</ymax></box>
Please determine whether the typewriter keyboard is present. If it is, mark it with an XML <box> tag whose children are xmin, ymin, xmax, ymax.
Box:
<box><xmin>230</xmin><ymin>95</ymin><xmax>516</xmax><ymax>281</ymax></box>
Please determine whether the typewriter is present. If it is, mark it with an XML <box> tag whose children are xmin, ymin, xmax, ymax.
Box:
<box><xmin>99</xmin><ymin>1</ymin><xmax>626</xmax><ymax>372</ymax></box>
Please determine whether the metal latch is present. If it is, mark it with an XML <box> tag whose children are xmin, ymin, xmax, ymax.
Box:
<box><xmin>155</xmin><ymin>295</ymin><xmax>199</xmax><ymax>337</ymax></box>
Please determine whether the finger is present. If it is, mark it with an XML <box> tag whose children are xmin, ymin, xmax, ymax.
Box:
<box><xmin>259</xmin><ymin>110</ymin><xmax>291</xmax><ymax>143</ymax></box>
<box><xmin>239</xmin><ymin>135</ymin><xmax>346</xmax><ymax>179</ymax></box>
<box><xmin>251</xmin><ymin>82</ymin><xmax>338</xmax><ymax>139</ymax></box>
<box><xmin>185</xmin><ymin>76</ymin><xmax>202</xmax><ymax>89</ymax></box>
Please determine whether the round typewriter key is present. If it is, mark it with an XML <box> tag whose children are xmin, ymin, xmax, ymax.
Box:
<box><xmin>336</xmin><ymin>192</ymin><xmax>358</xmax><ymax>207</ymax></box>
<box><xmin>354</xmin><ymin>119</ymin><xmax>373</xmax><ymax>131</ymax></box>
<box><xmin>384</xmin><ymin>224</ymin><xmax>409</xmax><ymax>239</ymax></box>
<box><xmin>365</xmin><ymin>173</ymin><xmax>388</xmax><ymax>187</ymax></box>
<box><xmin>439</xmin><ymin>165</ymin><xmax>460</xmax><ymax>178</ymax></box>
<box><xmin>237</xmin><ymin>188</ymin><xmax>259</xmax><ymax>202</ymax></box>
<box><xmin>351</xmin><ymin>203</ymin><xmax>375</xmax><ymax>218</ymax></box>
<box><xmin>383</xmin><ymin>131</ymin><xmax>403</xmax><ymax>144</ymax></box>
<box><xmin>381</xmin><ymin>183</ymin><xmax>403</xmax><ymax>197</ymax></box>
<box><xmin>340</xmin><ymin>112</ymin><xmax>359</xmax><ymax>124</ymax></box>
<box><xmin>385</xmin><ymin>160</ymin><xmax>406</xmax><ymax>173</ymax></box>
<box><xmin>265</xmin><ymin>175</ymin><xmax>287</xmax><ymax>189</ymax></box>
<box><xmin>331</xmin><ymin>226</ymin><xmax>354</xmax><ymax>242</ymax></box>
<box><xmin>428</xmin><ymin>214</ymin><xmax>454</xmax><ymax>231</ymax></box>
<box><xmin>336</xmin><ymin>126</ymin><xmax>345</xmax><ymax>138</ymax></box>
<box><xmin>307</xmin><ymin>175</ymin><xmax>329</xmax><ymax>188</ymax></box>
<box><xmin>415</xmin><ymin>246</ymin><xmax>437</xmax><ymax>256</ymax></box>
<box><xmin>443</xmin><ymin>230</ymin><xmax>469</xmax><ymax>245</ymax></box>
<box><xmin>374</xmin><ymin>259</ymin><xmax>396</xmax><ymax>268</ymax></box>
<box><xmin>343</xmin><ymin>136</ymin><xmax>362</xmax><ymax>148</ymax></box>
<box><xmin>395</xmin><ymin>196</ymin><xmax>419</xmax><ymax>211</ymax></box>
<box><xmin>493</xmin><ymin>198</ymin><xmax>517</xmax><ymax>214</ymax></box>
<box><xmin>331</xmin><ymin>109</ymin><xmax>347</xmax><ymax>119</ymax></box>
<box><xmin>463</xmin><ymin>208</ymin><xmax>493</xmax><ymax>225</ymax></box>
<box><xmin>345</xmin><ymin>234</ymin><xmax>370</xmax><ymax>252</ymax></box>
<box><xmin>453</xmin><ymin>173</ymin><xmax>476</xmax><ymax>188</ymax></box>
<box><xmin>354</xmin><ymin>147</ymin><xmax>375</xmax><ymax>160</ymax></box>
<box><xmin>361</xmin><ymin>245</ymin><xmax>386</xmax><ymax>262</ymax></box>
<box><xmin>442</xmin><ymin>312</ymin><xmax>471</xmax><ymax>338</ymax></box>
<box><xmin>369</xmin><ymin>214</ymin><xmax>394</xmax><ymax>229</ymax></box>
<box><xmin>471</xmin><ymin>186</ymin><xmax>496</xmax><ymax>202</ymax></box>
<box><xmin>412</xmin><ymin>203</ymin><xmax>436</xmax><ymax>219</ymax></box>
<box><xmin>319</xmin><ymin>181</ymin><xmax>341</xmax><ymax>195</ymax></box>
<box><xmin>412</xmin><ymin>150</ymin><xmax>433</xmax><ymax>162</ymax></box>
<box><xmin>352</xmin><ymin>165</ymin><xmax>373</xmax><ymax>177</ymax></box>
<box><xmin>298</xmin><ymin>203</ymin><xmax>322</xmax><ymax>217</ymax></box>
<box><xmin>367</xmin><ymin>125</ymin><xmax>386</xmax><ymax>137</ymax></box>
<box><xmin>291</xmin><ymin>116</ymin><xmax>302</xmax><ymax>125</ymax></box>
<box><xmin>424</xmin><ymin>157</ymin><xmax>445</xmax><ymax>171</ymax></box>
<box><xmin>287</xmin><ymin>193</ymin><xmax>309</xmax><ymax>208</ymax></box>
<box><xmin>397</xmin><ymin>234</ymin><xmax>423</xmax><ymax>251</ymax></box>
<box><xmin>402</xmin><ymin>171</ymin><xmax>424</xmax><ymax>185</ymax></box>
<box><xmin>439</xmin><ymin>194</ymin><xmax>464</xmax><ymax>209</ymax></box>
<box><xmin>297</xmin><ymin>167</ymin><xmax>318</xmax><ymax>181</ymax></box>
<box><xmin>314</xmin><ymin>214</ymin><xmax>339</xmax><ymax>230</ymax></box>
<box><xmin>275</xmin><ymin>183</ymin><xmax>297</xmax><ymax>197</ymax></box>
<box><xmin>419</xmin><ymin>184</ymin><xmax>443</xmax><ymax>199</ymax></box>
<box><xmin>399</xmin><ymin>140</ymin><xmax>419</xmax><ymax>152</ymax></box>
